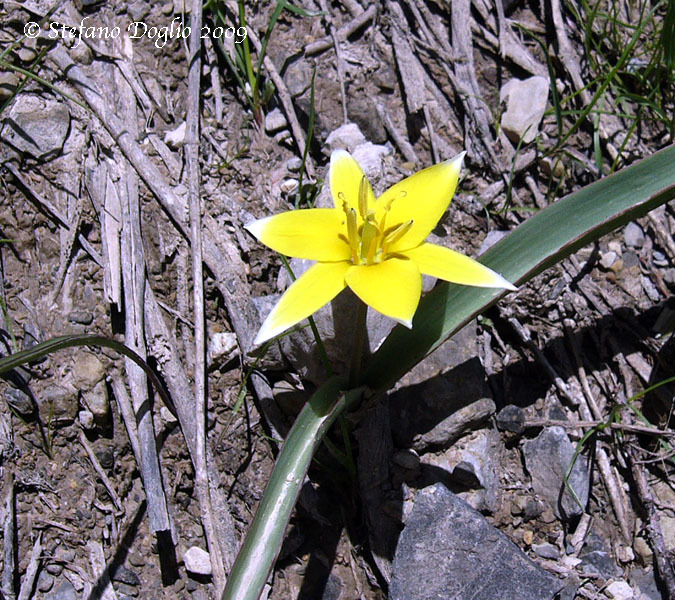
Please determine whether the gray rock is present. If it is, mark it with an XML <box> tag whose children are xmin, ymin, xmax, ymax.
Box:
<box><xmin>68</xmin><ymin>310</ymin><xmax>94</xmax><ymax>325</ymax></box>
<box><xmin>109</xmin><ymin>564</ymin><xmax>140</xmax><ymax>586</ymax></box>
<box><xmin>206</xmin><ymin>332</ymin><xmax>237</xmax><ymax>366</ymax></box>
<box><xmin>496</xmin><ymin>404</ymin><xmax>525</xmax><ymax>433</ymax></box>
<box><xmin>390</xmin><ymin>328</ymin><xmax>490</xmax><ymax>450</ymax></box>
<box><xmin>46</xmin><ymin>580</ymin><xmax>77</xmax><ymax>600</ymax></box>
<box><xmin>43</xmin><ymin>386</ymin><xmax>78</xmax><ymax>422</ymax></box>
<box><xmin>325</xmin><ymin>122</ymin><xmax>366</xmax><ymax>153</ymax></box>
<box><xmin>478</xmin><ymin>230</ymin><xmax>509</xmax><ymax>255</ymax></box>
<box><xmin>412</xmin><ymin>397</ymin><xmax>495</xmax><ymax>452</ymax></box>
<box><xmin>522</xmin><ymin>426</ymin><xmax>589</xmax><ymax>520</ymax></box>
<box><xmin>390</xmin><ymin>484</ymin><xmax>563</xmax><ymax>600</ymax></box>
<box><xmin>578</xmin><ymin>531</ymin><xmax>620</xmax><ymax>578</ymax></box>
<box><xmin>264</xmin><ymin>108</ymin><xmax>287</xmax><ymax>134</ymax></box>
<box><xmin>0</xmin><ymin>72</ymin><xmax>19</xmax><ymax>101</ymax></box>
<box><xmin>286</xmin><ymin>156</ymin><xmax>303</xmax><ymax>172</ymax></box>
<box><xmin>5</xmin><ymin>386</ymin><xmax>33</xmax><ymax>415</ymax></box>
<box><xmin>347</xmin><ymin>96</ymin><xmax>388</xmax><ymax>144</ymax></box>
<box><xmin>71</xmin><ymin>353</ymin><xmax>106</xmax><ymax>390</ymax></box>
<box><xmin>78</xmin><ymin>409</ymin><xmax>95</xmax><ymax>430</ymax></box>
<box><xmin>3</xmin><ymin>95</ymin><xmax>70</xmax><ymax>160</ymax></box>
<box><xmin>351</xmin><ymin>142</ymin><xmax>391</xmax><ymax>180</ymax></box>
<box><xmin>423</xmin><ymin>428</ymin><xmax>501</xmax><ymax>513</ymax></box>
<box><xmin>37</xmin><ymin>570</ymin><xmax>54</xmax><ymax>593</ymax></box>
<box><xmin>624</xmin><ymin>222</ymin><xmax>645</xmax><ymax>248</ymax></box>
<box><xmin>184</xmin><ymin>546</ymin><xmax>212</xmax><ymax>576</ymax></box>
<box><xmin>532</xmin><ymin>542</ymin><xmax>559</xmax><ymax>560</ymax></box>
<box><xmin>284</xmin><ymin>61</ymin><xmax>312</xmax><ymax>97</ymax></box>
<box><xmin>605</xmin><ymin>580</ymin><xmax>634</xmax><ymax>600</ymax></box>
<box><xmin>81</xmin><ymin>379</ymin><xmax>110</xmax><ymax>421</ymax></box>
<box><xmin>629</xmin><ymin>567</ymin><xmax>662</xmax><ymax>600</ymax></box>
<box><xmin>600</xmin><ymin>251</ymin><xmax>618</xmax><ymax>269</ymax></box>
<box><xmin>500</xmin><ymin>76</ymin><xmax>549</xmax><ymax>144</ymax></box>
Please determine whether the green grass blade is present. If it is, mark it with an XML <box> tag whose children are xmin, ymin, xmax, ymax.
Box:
<box><xmin>0</xmin><ymin>334</ymin><xmax>173</xmax><ymax>411</ymax></box>
<box><xmin>363</xmin><ymin>144</ymin><xmax>675</xmax><ymax>392</ymax></box>
<box><xmin>221</xmin><ymin>377</ymin><xmax>362</xmax><ymax>600</ymax></box>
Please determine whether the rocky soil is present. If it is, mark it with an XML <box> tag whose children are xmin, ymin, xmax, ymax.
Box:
<box><xmin>0</xmin><ymin>0</ymin><xmax>673</xmax><ymax>599</ymax></box>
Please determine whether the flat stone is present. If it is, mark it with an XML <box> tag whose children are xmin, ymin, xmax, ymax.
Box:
<box><xmin>4</xmin><ymin>95</ymin><xmax>70</xmax><ymax>160</ymax></box>
<box><xmin>624</xmin><ymin>222</ymin><xmax>645</xmax><ymax>248</ymax></box>
<box><xmin>389</xmin><ymin>355</ymin><xmax>492</xmax><ymax>450</ymax></box>
<box><xmin>351</xmin><ymin>142</ymin><xmax>391</xmax><ymax>180</ymax></box>
<box><xmin>183</xmin><ymin>546</ymin><xmax>212</xmax><ymax>576</ymax></box>
<box><xmin>5</xmin><ymin>386</ymin><xmax>33</xmax><ymax>415</ymax></box>
<box><xmin>600</xmin><ymin>251</ymin><xmax>618</xmax><ymax>269</ymax></box>
<box><xmin>390</xmin><ymin>484</ymin><xmax>563</xmax><ymax>600</ymax></box>
<box><xmin>412</xmin><ymin>397</ymin><xmax>495</xmax><ymax>452</ymax></box>
<box><xmin>522</xmin><ymin>426</ymin><xmax>589</xmax><ymax>520</ymax></box>
<box><xmin>81</xmin><ymin>379</ymin><xmax>110</xmax><ymax>421</ymax></box>
<box><xmin>500</xmin><ymin>76</ymin><xmax>549</xmax><ymax>144</ymax></box>
<box><xmin>325</xmin><ymin>122</ymin><xmax>367</xmax><ymax>153</ymax></box>
<box><xmin>46</xmin><ymin>580</ymin><xmax>77</xmax><ymax>600</ymax></box>
<box><xmin>71</xmin><ymin>353</ymin><xmax>106</xmax><ymax>390</ymax></box>
<box><xmin>109</xmin><ymin>564</ymin><xmax>140</xmax><ymax>586</ymax></box>
<box><xmin>605</xmin><ymin>580</ymin><xmax>634</xmax><ymax>600</ymax></box>
<box><xmin>284</xmin><ymin>61</ymin><xmax>311</xmax><ymax>97</ymax></box>
<box><xmin>264</xmin><ymin>108</ymin><xmax>287</xmax><ymax>134</ymax></box>
<box><xmin>532</xmin><ymin>542</ymin><xmax>559</xmax><ymax>560</ymax></box>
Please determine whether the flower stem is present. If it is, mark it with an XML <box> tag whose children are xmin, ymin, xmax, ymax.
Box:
<box><xmin>349</xmin><ymin>300</ymin><xmax>368</xmax><ymax>387</ymax></box>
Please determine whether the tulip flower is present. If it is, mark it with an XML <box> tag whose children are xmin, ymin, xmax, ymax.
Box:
<box><xmin>246</xmin><ymin>150</ymin><xmax>516</xmax><ymax>345</ymax></box>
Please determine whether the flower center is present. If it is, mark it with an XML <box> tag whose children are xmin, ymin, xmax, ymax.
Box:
<box><xmin>339</xmin><ymin>176</ymin><xmax>412</xmax><ymax>266</ymax></box>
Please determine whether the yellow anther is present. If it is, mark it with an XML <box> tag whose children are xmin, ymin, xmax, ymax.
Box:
<box><xmin>343</xmin><ymin>202</ymin><xmax>360</xmax><ymax>264</ymax></box>
<box><xmin>358</xmin><ymin>176</ymin><xmax>375</xmax><ymax>220</ymax></box>
<box><xmin>360</xmin><ymin>220</ymin><xmax>379</xmax><ymax>264</ymax></box>
<box><xmin>382</xmin><ymin>220</ymin><xmax>414</xmax><ymax>254</ymax></box>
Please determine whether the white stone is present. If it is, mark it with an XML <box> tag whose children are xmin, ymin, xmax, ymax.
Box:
<box><xmin>164</xmin><ymin>121</ymin><xmax>186</xmax><ymax>147</ymax></box>
<box><xmin>264</xmin><ymin>108</ymin><xmax>287</xmax><ymax>134</ymax></box>
<box><xmin>600</xmin><ymin>251</ymin><xmax>618</xmax><ymax>269</ymax></box>
<box><xmin>184</xmin><ymin>546</ymin><xmax>212</xmax><ymax>576</ymax></box>
<box><xmin>351</xmin><ymin>142</ymin><xmax>391</xmax><ymax>180</ymax></box>
<box><xmin>325</xmin><ymin>122</ymin><xmax>366</xmax><ymax>153</ymax></box>
<box><xmin>206</xmin><ymin>332</ymin><xmax>238</xmax><ymax>365</ymax></box>
<box><xmin>82</xmin><ymin>379</ymin><xmax>110</xmax><ymax>421</ymax></box>
<box><xmin>500</xmin><ymin>76</ymin><xmax>549</xmax><ymax>144</ymax></box>
<box><xmin>72</xmin><ymin>354</ymin><xmax>106</xmax><ymax>390</ymax></box>
<box><xmin>605</xmin><ymin>580</ymin><xmax>634</xmax><ymax>600</ymax></box>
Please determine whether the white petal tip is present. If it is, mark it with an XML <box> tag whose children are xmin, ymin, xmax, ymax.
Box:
<box><xmin>494</xmin><ymin>273</ymin><xmax>518</xmax><ymax>291</ymax></box>
<box><xmin>395</xmin><ymin>318</ymin><xmax>414</xmax><ymax>329</ymax></box>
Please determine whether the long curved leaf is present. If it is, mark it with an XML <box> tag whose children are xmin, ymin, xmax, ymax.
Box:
<box><xmin>222</xmin><ymin>377</ymin><xmax>362</xmax><ymax>600</ymax></box>
<box><xmin>364</xmin><ymin>144</ymin><xmax>675</xmax><ymax>392</ymax></box>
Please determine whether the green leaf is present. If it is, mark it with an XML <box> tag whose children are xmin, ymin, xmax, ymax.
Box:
<box><xmin>363</xmin><ymin>144</ymin><xmax>675</xmax><ymax>392</ymax></box>
<box><xmin>0</xmin><ymin>334</ymin><xmax>173</xmax><ymax>411</ymax></box>
<box><xmin>221</xmin><ymin>377</ymin><xmax>362</xmax><ymax>600</ymax></box>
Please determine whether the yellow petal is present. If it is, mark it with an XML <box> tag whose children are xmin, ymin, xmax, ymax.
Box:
<box><xmin>246</xmin><ymin>208</ymin><xmax>351</xmax><ymax>261</ymax></box>
<box><xmin>330</xmin><ymin>150</ymin><xmax>374</xmax><ymax>220</ymax></box>
<box><xmin>400</xmin><ymin>242</ymin><xmax>517</xmax><ymax>290</ymax></box>
<box><xmin>255</xmin><ymin>261</ymin><xmax>350</xmax><ymax>344</ymax></box>
<box><xmin>379</xmin><ymin>152</ymin><xmax>465</xmax><ymax>252</ymax></box>
<box><xmin>345</xmin><ymin>257</ymin><xmax>422</xmax><ymax>327</ymax></box>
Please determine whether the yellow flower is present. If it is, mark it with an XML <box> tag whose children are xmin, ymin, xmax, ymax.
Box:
<box><xmin>247</xmin><ymin>150</ymin><xmax>516</xmax><ymax>345</ymax></box>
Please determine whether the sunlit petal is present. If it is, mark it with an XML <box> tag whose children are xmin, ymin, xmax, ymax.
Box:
<box><xmin>380</xmin><ymin>152</ymin><xmax>465</xmax><ymax>252</ymax></box>
<box><xmin>399</xmin><ymin>242</ymin><xmax>517</xmax><ymax>290</ymax></box>
<box><xmin>345</xmin><ymin>258</ymin><xmax>422</xmax><ymax>327</ymax></box>
<box><xmin>254</xmin><ymin>262</ymin><xmax>350</xmax><ymax>344</ymax></box>
<box><xmin>330</xmin><ymin>150</ymin><xmax>374</xmax><ymax>220</ymax></box>
<box><xmin>246</xmin><ymin>209</ymin><xmax>351</xmax><ymax>261</ymax></box>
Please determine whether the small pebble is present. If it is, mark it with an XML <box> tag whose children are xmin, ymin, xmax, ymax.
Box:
<box><xmin>184</xmin><ymin>546</ymin><xmax>212</xmax><ymax>576</ymax></box>
<box><xmin>652</xmin><ymin>250</ymin><xmax>668</xmax><ymax>267</ymax></box>
<box><xmin>605</xmin><ymin>580</ymin><xmax>634</xmax><ymax>600</ymax></box>
<box><xmin>624</xmin><ymin>222</ymin><xmax>644</xmax><ymax>248</ymax></box>
<box><xmin>495</xmin><ymin>405</ymin><xmax>525</xmax><ymax>434</ymax></box>
<box><xmin>280</xmin><ymin>179</ymin><xmax>299</xmax><ymax>195</ymax></box>
<box><xmin>286</xmin><ymin>156</ymin><xmax>303</xmax><ymax>172</ymax></box>
<box><xmin>599</xmin><ymin>251</ymin><xmax>618</xmax><ymax>270</ymax></box>
<box><xmin>264</xmin><ymin>108</ymin><xmax>287</xmax><ymax>134</ymax></box>
<box><xmin>68</xmin><ymin>310</ymin><xmax>94</xmax><ymax>325</ymax></box>
<box><xmin>532</xmin><ymin>542</ymin><xmax>559</xmax><ymax>560</ymax></box>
